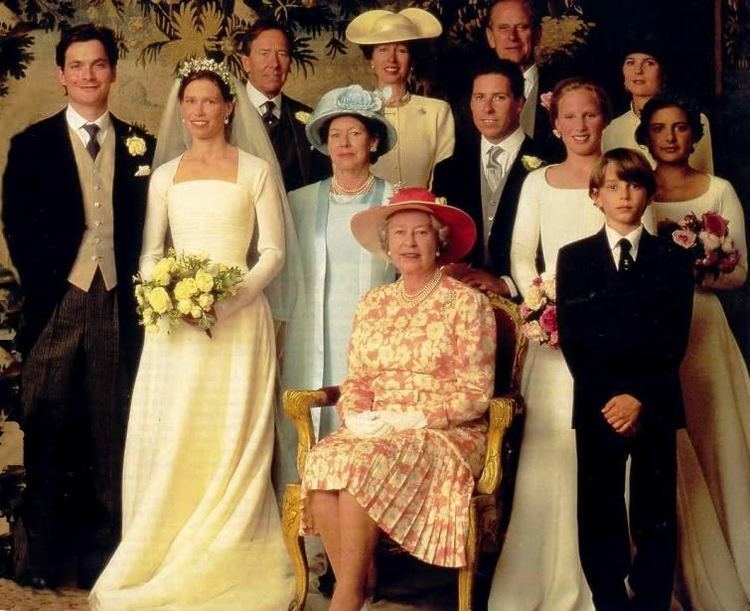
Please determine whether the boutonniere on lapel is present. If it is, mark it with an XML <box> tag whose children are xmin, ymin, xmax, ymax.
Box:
<box><xmin>295</xmin><ymin>111</ymin><xmax>311</xmax><ymax>125</ymax></box>
<box><xmin>521</xmin><ymin>155</ymin><xmax>545</xmax><ymax>171</ymax></box>
<box><xmin>125</xmin><ymin>134</ymin><xmax>147</xmax><ymax>157</ymax></box>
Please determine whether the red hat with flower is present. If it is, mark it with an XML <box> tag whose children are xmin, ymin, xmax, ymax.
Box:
<box><xmin>350</xmin><ymin>187</ymin><xmax>477</xmax><ymax>264</ymax></box>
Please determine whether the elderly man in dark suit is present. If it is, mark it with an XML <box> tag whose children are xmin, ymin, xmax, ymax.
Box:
<box><xmin>433</xmin><ymin>55</ymin><xmax>541</xmax><ymax>299</ymax></box>
<box><xmin>240</xmin><ymin>19</ymin><xmax>325</xmax><ymax>192</ymax></box>
<box><xmin>485</xmin><ymin>0</ymin><xmax>562</xmax><ymax>160</ymax></box>
<box><xmin>2</xmin><ymin>24</ymin><xmax>154</xmax><ymax>589</ymax></box>
<box><xmin>557</xmin><ymin>149</ymin><xmax>693</xmax><ymax>611</ymax></box>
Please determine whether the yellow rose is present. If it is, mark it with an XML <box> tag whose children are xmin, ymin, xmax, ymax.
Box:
<box><xmin>190</xmin><ymin>306</ymin><xmax>203</xmax><ymax>319</ymax></box>
<box><xmin>174</xmin><ymin>278</ymin><xmax>198</xmax><ymax>300</ymax></box>
<box><xmin>177</xmin><ymin>299</ymin><xmax>193</xmax><ymax>315</ymax></box>
<box><xmin>195</xmin><ymin>270</ymin><xmax>214</xmax><ymax>292</ymax></box>
<box><xmin>198</xmin><ymin>293</ymin><xmax>215</xmax><ymax>310</ymax></box>
<box><xmin>146</xmin><ymin>287</ymin><xmax>171</xmax><ymax>314</ymax></box>
<box><xmin>126</xmin><ymin>135</ymin><xmax>147</xmax><ymax>156</ymax></box>
<box><xmin>135</xmin><ymin>285</ymin><xmax>146</xmax><ymax>306</ymax></box>
<box><xmin>154</xmin><ymin>257</ymin><xmax>175</xmax><ymax>275</ymax></box>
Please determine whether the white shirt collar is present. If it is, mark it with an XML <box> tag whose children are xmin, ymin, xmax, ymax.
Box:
<box><xmin>65</xmin><ymin>105</ymin><xmax>111</xmax><ymax>140</ymax></box>
<box><xmin>605</xmin><ymin>223</ymin><xmax>644</xmax><ymax>263</ymax></box>
<box><xmin>245</xmin><ymin>81</ymin><xmax>282</xmax><ymax>116</ymax></box>
<box><xmin>523</xmin><ymin>64</ymin><xmax>539</xmax><ymax>96</ymax></box>
<box><xmin>480</xmin><ymin>126</ymin><xmax>525</xmax><ymax>165</ymax></box>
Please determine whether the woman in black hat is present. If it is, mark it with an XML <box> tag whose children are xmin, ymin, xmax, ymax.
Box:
<box><xmin>601</xmin><ymin>38</ymin><xmax>714</xmax><ymax>173</ymax></box>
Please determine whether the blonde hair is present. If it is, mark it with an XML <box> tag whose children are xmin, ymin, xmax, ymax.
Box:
<box><xmin>548</xmin><ymin>77</ymin><xmax>612</xmax><ymax>125</ymax></box>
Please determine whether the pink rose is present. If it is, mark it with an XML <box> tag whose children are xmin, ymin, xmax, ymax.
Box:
<box><xmin>548</xmin><ymin>330</ymin><xmax>559</xmax><ymax>349</ymax></box>
<box><xmin>718</xmin><ymin>251</ymin><xmax>740</xmax><ymax>273</ymax></box>
<box><xmin>540</xmin><ymin>91</ymin><xmax>553</xmax><ymax>110</ymax></box>
<box><xmin>539</xmin><ymin>305</ymin><xmax>558</xmax><ymax>334</ymax></box>
<box><xmin>702</xmin><ymin>211</ymin><xmax>729</xmax><ymax>236</ymax></box>
<box><xmin>672</xmin><ymin>229</ymin><xmax>697</xmax><ymax>249</ymax></box>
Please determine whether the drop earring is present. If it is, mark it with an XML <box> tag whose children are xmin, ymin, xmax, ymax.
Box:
<box><xmin>370</xmin><ymin>145</ymin><xmax>377</xmax><ymax>152</ymax></box>
<box><xmin>552</xmin><ymin>129</ymin><xmax>561</xmax><ymax>138</ymax></box>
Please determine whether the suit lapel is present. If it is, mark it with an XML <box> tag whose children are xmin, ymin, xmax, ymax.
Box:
<box><xmin>50</xmin><ymin>111</ymin><xmax>85</xmax><ymax>216</ymax></box>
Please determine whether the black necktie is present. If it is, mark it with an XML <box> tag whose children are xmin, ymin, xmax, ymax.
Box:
<box><xmin>617</xmin><ymin>238</ymin><xmax>634</xmax><ymax>273</ymax></box>
<box><xmin>261</xmin><ymin>101</ymin><xmax>279</xmax><ymax>130</ymax></box>
<box><xmin>83</xmin><ymin>123</ymin><xmax>100</xmax><ymax>160</ymax></box>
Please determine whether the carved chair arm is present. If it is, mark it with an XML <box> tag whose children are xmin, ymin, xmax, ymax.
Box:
<box><xmin>475</xmin><ymin>393</ymin><xmax>521</xmax><ymax>495</ymax></box>
<box><xmin>282</xmin><ymin>386</ymin><xmax>340</xmax><ymax>478</ymax></box>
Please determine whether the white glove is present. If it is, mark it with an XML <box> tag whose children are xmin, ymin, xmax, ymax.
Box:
<box><xmin>345</xmin><ymin>412</ymin><xmax>394</xmax><ymax>438</ymax></box>
<box><xmin>377</xmin><ymin>410</ymin><xmax>427</xmax><ymax>432</ymax></box>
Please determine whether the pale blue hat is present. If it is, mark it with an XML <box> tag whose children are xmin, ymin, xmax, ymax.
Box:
<box><xmin>305</xmin><ymin>85</ymin><xmax>398</xmax><ymax>156</ymax></box>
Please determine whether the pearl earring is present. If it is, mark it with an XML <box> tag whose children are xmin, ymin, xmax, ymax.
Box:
<box><xmin>387</xmin><ymin>250</ymin><xmax>391</xmax><ymax>257</ymax></box>
<box><xmin>224</xmin><ymin>116</ymin><xmax>230</xmax><ymax>125</ymax></box>
<box><xmin>370</xmin><ymin>145</ymin><xmax>377</xmax><ymax>152</ymax></box>
<box><xmin>370</xmin><ymin>64</ymin><xmax>375</xmax><ymax>69</ymax></box>
<box><xmin>436</xmin><ymin>250</ymin><xmax>441</xmax><ymax>257</ymax></box>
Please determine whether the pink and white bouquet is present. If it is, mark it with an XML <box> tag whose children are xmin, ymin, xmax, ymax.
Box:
<box><xmin>133</xmin><ymin>249</ymin><xmax>244</xmax><ymax>337</ymax></box>
<box><xmin>520</xmin><ymin>272</ymin><xmax>558</xmax><ymax>349</ymax></box>
<box><xmin>658</xmin><ymin>211</ymin><xmax>740</xmax><ymax>282</ymax></box>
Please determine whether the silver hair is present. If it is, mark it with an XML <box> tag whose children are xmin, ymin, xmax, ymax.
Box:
<box><xmin>378</xmin><ymin>211</ymin><xmax>451</xmax><ymax>252</ymax></box>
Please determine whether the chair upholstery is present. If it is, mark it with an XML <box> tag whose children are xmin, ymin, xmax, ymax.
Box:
<box><xmin>280</xmin><ymin>293</ymin><xmax>527</xmax><ymax>611</ymax></box>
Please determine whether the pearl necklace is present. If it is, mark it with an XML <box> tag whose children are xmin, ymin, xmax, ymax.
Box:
<box><xmin>399</xmin><ymin>269</ymin><xmax>443</xmax><ymax>305</ymax></box>
<box><xmin>331</xmin><ymin>173</ymin><xmax>375</xmax><ymax>197</ymax></box>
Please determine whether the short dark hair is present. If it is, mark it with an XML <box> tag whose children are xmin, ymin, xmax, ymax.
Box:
<box><xmin>485</xmin><ymin>0</ymin><xmax>541</xmax><ymax>34</ymax></box>
<box><xmin>634</xmin><ymin>92</ymin><xmax>705</xmax><ymax>150</ymax></box>
<box><xmin>470</xmin><ymin>53</ymin><xmax>525</xmax><ymax>99</ymax></box>
<box><xmin>240</xmin><ymin>19</ymin><xmax>291</xmax><ymax>55</ymax></box>
<box><xmin>56</xmin><ymin>23</ymin><xmax>118</xmax><ymax>69</ymax></box>
<box><xmin>319</xmin><ymin>114</ymin><xmax>389</xmax><ymax>163</ymax></box>
<box><xmin>548</xmin><ymin>77</ymin><xmax>612</xmax><ymax>125</ymax></box>
<box><xmin>590</xmin><ymin>148</ymin><xmax>656</xmax><ymax>199</ymax></box>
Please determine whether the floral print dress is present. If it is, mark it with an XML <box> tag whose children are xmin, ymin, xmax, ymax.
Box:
<box><xmin>300</xmin><ymin>275</ymin><xmax>496</xmax><ymax>568</ymax></box>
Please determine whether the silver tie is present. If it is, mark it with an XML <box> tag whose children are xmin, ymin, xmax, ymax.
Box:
<box><xmin>486</xmin><ymin>145</ymin><xmax>504</xmax><ymax>192</ymax></box>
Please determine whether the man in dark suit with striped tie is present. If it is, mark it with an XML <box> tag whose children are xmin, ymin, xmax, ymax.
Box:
<box><xmin>2</xmin><ymin>24</ymin><xmax>154</xmax><ymax>588</ymax></box>
<box><xmin>240</xmin><ymin>19</ymin><xmax>326</xmax><ymax>192</ymax></box>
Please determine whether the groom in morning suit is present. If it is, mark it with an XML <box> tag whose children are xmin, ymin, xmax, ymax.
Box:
<box><xmin>557</xmin><ymin>149</ymin><xmax>693</xmax><ymax>610</ymax></box>
<box><xmin>2</xmin><ymin>24</ymin><xmax>154</xmax><ymax>588</ymax></box>
<box><xmin>433</xmin><ymin>55</ymin><xmax>540</xmax><ymax>299</ymax></box>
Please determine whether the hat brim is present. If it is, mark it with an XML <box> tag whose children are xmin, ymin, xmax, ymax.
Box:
<box><xmin>346</xmin><ymin>8</ymin><xmax>442</xmax><ymax>45</ymax></box>
<box><xmin>351</xmin><ymin>201</ymin><xmax>476</xmax><ymax>265</ymax></box>
<box><xmin>305</xmin><ymin>108</ymin><xmax>398</xmax><ymax>156</ymax></box>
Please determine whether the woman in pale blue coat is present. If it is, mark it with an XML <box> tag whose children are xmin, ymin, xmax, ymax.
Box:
<box><xmin>282</xmin><ymin>85</ymin><xmax>398</xmax><ymax>443</ymax></box>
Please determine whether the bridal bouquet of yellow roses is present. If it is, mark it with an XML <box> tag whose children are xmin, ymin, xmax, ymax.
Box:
<box><xmin>134</xmin><ymin>249</ymin><xmax>244</xmax><ymax>337</ymax></box>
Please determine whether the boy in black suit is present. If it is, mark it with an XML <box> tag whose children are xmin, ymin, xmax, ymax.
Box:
<box><xmin>557</xmin><ymin>148</ymin><xmax>693</xmax><ymax>610</ymax></box>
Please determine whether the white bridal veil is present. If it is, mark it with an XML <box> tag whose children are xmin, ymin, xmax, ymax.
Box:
<box><xmin>152</xmin><ymin>75</ymin><xmax>303</xmax><ymax>322</ymax></box>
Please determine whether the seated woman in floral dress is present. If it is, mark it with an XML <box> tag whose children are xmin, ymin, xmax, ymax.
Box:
<box><xmin>300</xmin><ymin>188</ymin><xmax>497</xmax><ymax>611</ymax></box>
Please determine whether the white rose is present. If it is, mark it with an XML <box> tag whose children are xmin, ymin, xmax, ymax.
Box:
<box><xmin>524</xmin><ymin>285</ymin><xmax>545</xmax><ymax>311</ymax></box>
<box><xmin>522</xmin><ymin>321</ymin><xmax>546</xmax><ymax>342</ymax></box>
<box><xmin>699</xmin><ymin>231</ymin><xmax>721</xmax><ymax>252</ymax></box>
<box><xmin>540</xmin><ymin>272</ymin><xmax>556</xmax><ymax>301</ymax></box>
<box><xmin>198</xmin><ymin>293</ymin><xmax>215</xmax><ymax>310</ymax></box>
<box><xmin>126</xmin><ymin>135</ymin><xmax>147</xmax><ymax>156</ymax></box>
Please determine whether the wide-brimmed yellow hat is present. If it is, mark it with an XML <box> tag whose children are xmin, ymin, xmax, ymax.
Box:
<box><xmin>346</xmin><ymin>8</ymin><xmax>442</xmax><ymax>46</ymax></box>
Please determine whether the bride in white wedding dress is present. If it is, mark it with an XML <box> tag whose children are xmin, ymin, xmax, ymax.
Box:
<box><xmin>90</xmin><ymin>61</ymin><xmax>295</xmax><ymax>609</ymax></box>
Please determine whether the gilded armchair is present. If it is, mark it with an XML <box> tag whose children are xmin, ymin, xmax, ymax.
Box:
<box><xmin>280</xmin><ymin>293</ymin><xmax>527</xmax><ymax>611</ymax></box>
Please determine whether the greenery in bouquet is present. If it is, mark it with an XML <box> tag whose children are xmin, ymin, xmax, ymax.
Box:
<box><xmin>133</xmin><ymin>249</ymin><xmax>244</xmax><ymax>337</ymax></box>
<box><xmin>520</xmin><ymin>272</ymin><xmax>559</xmax><ymax>349</ymax></box>
<box><xmin>657</xmin><ymin>211</ymin><xmax>740</xmax><ymax>283</ymax></box>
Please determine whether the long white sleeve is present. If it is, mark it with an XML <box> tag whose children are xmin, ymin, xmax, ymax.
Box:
<box><xmin>510</xmin><ymin>170</ymin><xmax>543</xmax><ymax>298</ymax></box>
<box><xmin>701</xmin><ymin>177</ymin><xmax>747</xmax><ymax>291</ymax></box>
<box><xmin>138</xmin><ymin>161</ymin><xmax>173</xmax><ymax>279</ymax></box>
<box><xmin>214</xmin><ymin>159</ymin><xmax>285</xmax><ymax>322</ymax></box>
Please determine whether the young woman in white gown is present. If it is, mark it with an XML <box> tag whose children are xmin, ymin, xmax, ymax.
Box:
<box><xmin>636</xmin><ymin>93</ymin><xmax>750</xmax><ymax>611</ymax></box>
<box><xmin>489</xmin><ymin>79</ymin><xmax>654</xmax><ymax>610</ymax></box>
<box><xmin>90</xmin><ymin>61</ymin><xmax>296</xmax><ymax>609</ymax></box>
